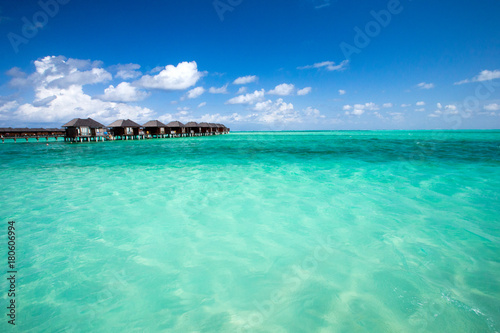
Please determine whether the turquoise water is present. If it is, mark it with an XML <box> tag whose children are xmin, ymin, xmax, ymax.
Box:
<box><xmin>1</xmin><ymin>130</ymin><xmax>499</xmax><ymax>332</ymax></box>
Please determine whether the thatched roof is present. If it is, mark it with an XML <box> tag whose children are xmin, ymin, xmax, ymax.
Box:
<box><xmin>166</xmin><ymin>121</ymin><xmax>185</xmax><ymax>127</ymax></box>
<box><xmin>184</xmin><ymin>122</ymin><xmax>199</xmax><ymax>127</ymax></box>
<box><xmin>143</xmin><ymin>120</ymin><xmax>166</xmax><ymax>127</ymax></box>
<box><xmin>108</xmin><ymin>119</ymin><xmax>141</xmax><ymax>127</ymax></box>
<box><xmin>63</xmin><ymin>118</ymin><xmax>105</xmax><ymax>128</ymax></box>
<box><xmin>198</xmin><ymin>122</ymin><xmax>210</xmax><ymax>127</ymax></box>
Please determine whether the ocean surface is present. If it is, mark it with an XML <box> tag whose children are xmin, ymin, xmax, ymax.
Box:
<box><xmin>1</xmin><ymin>130</ymin><xmax>499</xmax><ymax>332</ymax></box>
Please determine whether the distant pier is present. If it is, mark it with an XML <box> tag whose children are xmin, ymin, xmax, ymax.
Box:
<box><xmin>0</xmin><ymin>128</ymin><xmax>65</xmax><ymax>143</ymax></box>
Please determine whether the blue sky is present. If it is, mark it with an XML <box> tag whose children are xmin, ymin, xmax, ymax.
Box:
<box><xmin>0</xmin><ymin>0</ymin><xmax>499</xmax><ymax>130</ymax></box>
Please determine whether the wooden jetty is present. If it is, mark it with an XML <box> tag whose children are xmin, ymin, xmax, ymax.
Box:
<box><xmin>0</xmin><ymin>127</ymin><xmax>65</xmax><ymax>143</ymax></box>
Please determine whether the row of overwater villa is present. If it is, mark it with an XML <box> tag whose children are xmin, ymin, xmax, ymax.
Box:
<box><xmin>0</xmin><ymin>118</ymin><xmax>230</xmax><ymax>143</ymax></box>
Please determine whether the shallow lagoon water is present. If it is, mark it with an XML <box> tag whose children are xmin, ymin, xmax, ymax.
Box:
<box><xmin>0</xmin><ymin>131</ymin><xmax>499</xmax><ymax>332</ymax></box>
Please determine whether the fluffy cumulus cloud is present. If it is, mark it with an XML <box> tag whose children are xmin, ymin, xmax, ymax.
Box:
<box><xmin>98</xmin><ymin>82</ymin><xmax>149</xmax><ymax>102</ymax></box>
<box><xmin>6</xmin><ymin>56</ymin><xmax>154</xmax><ymax>124</ymax></box>
<box><xmin>268</xmin><ymin>83</ymin><xmax>295</xmax><ymax>96</ymax></box>
<box><xmin>417</xmin><ymin>82</ymin><xmax>435</xmax><ymax>89</ymax></box>
<box><xmin>209</xmin><ymin>84</ymin><xmax>228</xmax><ymax>94</ymax></box>
<box><xmin>338</xmin><ymin>89</ymin><xmax>346</xmax><ymax>95</ymax></box>
<box><xmin>297</xmin><ymin>87</ymin><xmax>312</xmax><ymax>96</ymax></box>
<box><xmin>198</xmin><ymin>102</ymin><xmax>207</xmax><ymax>108</ymax></box>
<box><xmin>455</xmin><ymin>70</ymin><xmax>500</xmax><ymax>85</ymax></box>
<box><xmin>382</xmin><ymin>103</ymin><xmax>393</xmax><ymax>108</ymax></box>
<box><xmin>233</xmin><ymin>75</ymin><xmax>258</xmax><ymax>85</ymax></box>
<box><xmin>298</xmin><ymin>60</ymin><xmax>349</xmax><ymax>71</ymax></box>
<box><xmin>484</xmin><ymin>103</ymin><xmax>500</xmax><ymax>111</ymax></box>
<box><xmin>226</xmin><ymin>89</ymin><xmax>265</xmax><ymax>105</ymax></box>
<box><xmin>237</xmin><ymin>87</ymin><xmax>247</xmax><ymax>94</ymax></box>
<box><xmin>135</xmin><ymin>61</ymin><xmax>204</xmax><ymax>90</ymax></box>
<box><xmin>252</xmin><ymin>98</ymin><xmax>298</xmax><ymax>123</ymax></box>
<box><xmin>344</xmin><ymin>102</ymin><xmax>379</xmax><ymax>116</ymax></box>
<box><xmin>416</xmin><ymin>101</ymin><xmax>425</xmax><ymax>106</ymax></box>
<box><xmin>184</xmin><ymin>86</ymin><xmax>205</xmax><ymax>99</ymax></box>
<box><xmin>13</xmin><ymin>55</ymin><xmax>113</xmax><ymax>89</ymax></box>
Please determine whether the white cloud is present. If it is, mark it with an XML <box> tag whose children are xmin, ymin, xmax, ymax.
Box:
<box><xmin>401</xmin><ymin>104</ymin><xmax>411</xmax><ymax>108</ymax></box>
<box><xmin>338</xmin><ymin>89</ymin><xmax>346</xmax><ymax>95</ymax></box>
<box><xmin>198</xmin><ymin>102</ymin><xmax>207</xmax><ymax>108</ymax></box>
<box><xmin>417</xmin><ymin>82</ymin><xmax>435</xmax><ymax>89</ymax></box>
<box><xmin>0</xmin><ymin>101</ymin><xmax>19</xmax><ymax>113</ymax></box>
<box><xmin>416</xmin><ymin>101</ymin><xmax>425</xmax><ymax>106</ymax></box>
<box><xmin>8</xmin><ymin>56</ymin><xmax>154</xmax><ymax>124</ymax></box>
<box><xmin>484</xmin><ymin>103</ymin><xmax>500</xmax><ymax>111</ymax></box>
<box><xmin>268</xmin><ymin>83</ymin><xmax>295</xmax><ymax>96</ymax></box>
<box><xmin>428</xmin><ymin>104</ymin><xmax>458</xmax><ymax>118</ymax></box>
<box><xmin>157</xmin><ymin>100</ymin><xmax>324</xmax><ymax>128</ymax></box>
<box><xmin>135</xmin><ymin>61</ymin><xmax>204</xmax><ymax>90</ymax></box>
<box><xmin>237</xmin><ymin>87</ymin><xmax>247</xmax><ymax>94</ymax></box>
<box><xmin>252</xmin><ymin>98</ymin><xmax>300</xmax><ymax>124</ymax></box>
<box><xmin>344</xmin><ymin>102</ymin><xmax>379</xmax><ymax>116</ymax></box>
<box><xmin>209</xmin><ymin>84</ymin><xmax>228</xmax><ymax>94</ymax></box>
<box><xmin>226</xmin><ymin>89</ymin><xmax>265</xmax><ymax>105</ymax></box>
<box><xmin>455</xmin><ymin>70</ymin><xmax>500</xmax><ymax>85</ymax></box>
<box><xmin>303</xmin><ymin>106</ymin><xmax>325</xmax><ymax>118</ymax></box>
<box><xmin>15</xmin><ymin>85</ymin><xmax>153</xmax><ymax>124</ymax></box>
<box><xmin>22</xmin><ymin>56</ymin><xmax>112</xmax><ymax>89</ymax></box>
<box><xmin>233</xmin><ymin>75</ymin><xmax>258</xmax><ymax>85</ymax></box>
<box><xmin>382</xmin><ymin>103</ymin><xmax>393</xmax><ymax>108</ymax></box>
<box><xmin>297</xmin><ymin>87</ymin><xmax>312</xmax><ymax>96</ymax></box>
<box><xmin>298</xmin><ymin>60</ymin><xmax>349</xmax><ymax>71</ymax></box>
<box><xmin>185</xmin><ymin>86</ymin><xmax>205</xmax><ymax>99</ymax></box>
<box><xmin>350</xmin><ymin>109</ymin><xmax>364</xmax><ymax>116</ymax></box>
<box><xmin>415</xmin><ymin>108</ymin><xmax>425</xmax><ymax>112</ymax></box>
<box><xmin>112</xmin><ymin>63</ymin><xmax>142</xmax><ymax>80</ymax></box>
<box><xmin>98</xmin><ymin>82</ymin><xmax>149</xmax><ymax>102</ymax></box>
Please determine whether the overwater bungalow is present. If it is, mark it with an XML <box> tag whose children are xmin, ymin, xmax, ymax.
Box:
<box><xmin>166</xmin><ymin>121</ymin><xmax>186</xmax><ymax>137</ymax></box>
<box><xmin>198</xmin><ymin>122</ymin><xmax>211</xmax><ymax>135</ymax></box>
<box><xmin>3</xmin><ymin>118</ymin><xmax>229</xmax><ymax>143</ymax></box>
<box><xmin>185</xmin><ymin>122</ymin><xmax>201</xmax><ymax>136</ymax></box>
<box><xmin>143</xmin><ymin>120</ymin><xmax>167</xmax><ymax>138</ymax></box>
<box><xmin>62</xmin><ymin>118</ymin><xmax>106</xmax><ymax>142</ymax></box>
<box><xmin>108</xmin><ymin>119</ymin><xmax>142</xmax><ymax>140</ymax></box>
